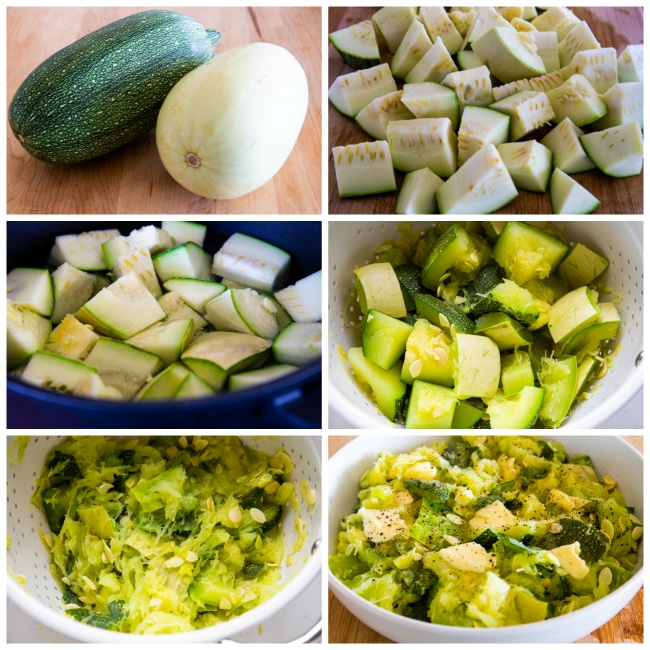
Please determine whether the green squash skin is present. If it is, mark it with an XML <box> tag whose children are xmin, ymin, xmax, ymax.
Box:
<box><xmin>9</xmin><ymin>10</ymin><xmax>220</xmax><ymax>164</ymax></box>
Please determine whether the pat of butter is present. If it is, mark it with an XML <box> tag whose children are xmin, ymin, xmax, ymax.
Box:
<box><xmin>359</xmin><ymin>507</ymin><xmax>407</xmax><ymax>543</ymax></box>
<box><xmin>549</xmin><ymin>542</ymin><xmax>590</xmax><ymax>580</ymax></box>
<box><xmin>439</xmin><ymin>542</ymin><xmax>497</xmax><ymax>573</ymax></box>
<box><xmin>469</xmin><ymin>500</ymin><xmax>519</xmax><ymax>531</ymax></box>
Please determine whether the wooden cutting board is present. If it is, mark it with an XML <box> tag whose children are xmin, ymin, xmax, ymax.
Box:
<box><xmin>327</xmin><ymin>436</ymin><xmax>644</xmax><ymax>644</ymax></box>
<box><xmin>328</xmin><ymin>7</ymin><xmax>644</xmax><ymax>215</ymax></box>
<box><xmin>7</xmin><ymin>6</ymin><xmax>321</xmax><ymax>214</ymax></box>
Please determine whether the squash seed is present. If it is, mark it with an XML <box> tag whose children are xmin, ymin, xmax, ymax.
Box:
<box><xmin>632</xmin><ymin>526</ymin><xmax>643</xmax><ymax>540</ymax></box>
<box><xmin>250</xmin><ymin>507</ymin><xmax>266</xmax><ymax>524</ymax></box>
<box><xmin>598</xmin><ymin>567</ymin><xmax>613</xmax><ymax>587</ymax></box>
<box><xmin>228</xmin><ymin>506</ymin><xmax>242</xmax><ymax>524</ymax></box>
<box><xmin>165</xmin><ymin>556</ymin><xmax>184</xmax><ymax>568</ymax></box>
<box><xmin>219</xmin><ymin>597</ymin><xmax>232</xmax><ymax>610</ymax></box>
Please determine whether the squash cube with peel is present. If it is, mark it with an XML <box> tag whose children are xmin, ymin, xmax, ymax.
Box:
<box><xmin>387</xmin><ymin>117</ymin><xmax>457</xmax><ymax>177</ymax></box>
<box><xmin>442</xmin><ymin>65</ymin><xmax>494</xmax><ymax>111</ymax></box>
<box><xmin>332</xmin><ymin>140</ymin><xmax>396</xmax><ymax>197</ymax></box>
<box><xmin>579</xmin><ymin>121</ymin><xmax>644</xmax><ymax>178</ymax></box>
<box><xmin>390</xmin><ymin>19</ymin><xmax>433</xmax><ymax>80</ymax></box>
<box><xmin>405</xmin><ymin>36</ymin><xmax>458</xmax><ymax>84</ymax></box>
<box><xmin>497</xmin><ymin>140</ymin><xmax>553</xmax><ymax>192</ymax></box>
<box><xmin>419</xmin><ymin>6</ymin><xmax>463</xmax><ymax>55</ymax></box>
<box><xmin>453</xmin><ymin>333</ymin><xmax>501</xmax><ymax>399</ymax></box>
<box><xmin>546</xmin><ymin>74</ymin><xmax>607</xmax><ymax>127</ymax></box>
<box><xmin>436</xmin><ymin>143</ymin><xmax>518</xmax><ymax>214</ymax></box>
<box><xmin>549</xmin><ymin>168</ymin><xmax>600</xmax><ymax>215</ymax></box>
<box><xmin>328</xmin><ymin>63</ymin><xmax>398</xmax><ymax>118</ymax></box>
<box><xmin>540</xmin><ymin>117</ymin><xmax>595</xmax><ymax>174</ymax></box>
<box><xmin>355</xmin><ymin>90</ymin><xmax>414</xmax><ymax>140</ymax></box>
<box><xmin>490</xmin><ymin>90</ymin><xmax>555</xmax><ymax>141</ymax></box>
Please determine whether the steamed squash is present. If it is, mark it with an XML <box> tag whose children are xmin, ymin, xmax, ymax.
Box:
<box><xmin>156</xmin><ymin>42</ymin><xmax>308</xmax><ymax>200</ymax></box>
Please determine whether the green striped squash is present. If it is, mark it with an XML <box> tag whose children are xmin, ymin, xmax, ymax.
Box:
<box><xmin>9</xmin><ymin>10</ymin><xmax>220</xmax><ymax>164</ymax></box>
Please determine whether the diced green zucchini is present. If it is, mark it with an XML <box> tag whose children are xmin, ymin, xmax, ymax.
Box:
<box><xmin>474</xmin><ymin>279</ymin><xmax>539</xmax><ymax>325</ymax></box>
<box><xmin>355</xmin><ymin>90</ymin><xmax>414</xmax><ymax>140</ymax></box>
<box><xmin>463</xmin><ymin>264</ymin><xmax>503</xmax><ymax>315</ymax></box>
<box><xmin>500</xmin><ymin>349</ymin><xmax>535</xmax><ymax>395</ymax></box>
<box><xmin>592</xmin><ymin>82</ymin><xmax>643</xmax><ymax>131</ymax></box>
<box><xmin>546</xmin><ymin>74</ymin><xmax>606</xmax><ymax>126</ymax></box>
<box><xmin>328</xmin><ymin>63</ymin><xmax>398</xmax><ymax>118</ymax></box>
<box><xmin>528</xmin><ymin>68</ymin><xmax>564</xmax><ymax>93</ymax></box>
<box><xmin>7</xmin><ymin>301</ymin><xmax>51</xmax><ymax>369</ymax></box>
<box><xmin>332</xmin><ymin>140</ymin><xmax>397</xmax><ymax>197</ymax></box>
<box><xmin>7</xmin><ymin>267</ymin><xmax>54</xmax><ymax>318</ymax></box>
<box><xmin>394</xmin><ymin>263</ymin><xmax>425</xmax><ymax>311</ymax></box>
<box><xmin>453</xmin><ymin>332</ymin><xmax>501</xmax><ymax>398</ymax></box>
<box><xmin>329</xmin><ymin>19</ymin><xmax>381</xmax><ymax>70</ymax></box>
<box><xmin>557</xmin><ymin>242</ymin><xmax>609</xmax><ymax>289</ymax></box>
<box><xmin>136</xmin><ymin>362</ymin><xmax>191</xmax><ymax>400</ymax></box>
<box><xmin>387</xmin><ymin>118</ymin><xmax>457</xmax><ymax>177</ymax></box>
<box><xmin>419</xmin><ymin>6</ymin><xmax>463</xmax><ymax>55</ymax></box>
<box><xmin>205</xmin><ymin>288</ymin><xmax>281</xmax><ymax>341</ymax></box>
<box><xmin>548</xmin><ymin>286</ymin><xmax>600</xmax><ymax>344</ymax></box>
<box><xmin>492</xmin><ymin>221</ymin><xmax>570</xmax><ymax>285</ymax></box>
<box><xmin>496</xmin><ymin>140</ymin><xmax>553</xmax><ymax>192</ymax></box>
<box><xmin>458</xmin><ymin>105</ymin><xmax>510</xmax><ymax>167</ymax></box>
<box><xmin>228</xmin><ymin>364</ymin><xmax>298</xmax><ymax>391</ymax></box>
<box><xmin>579</xmin><ymin>121</ymin><xmax>644</xmax><ymax>178</ymax></box>
<box><xmin>421</xmin><ymin>222</ymin><xmax>477</xmax><ymax>289</ymax></box>
<box><xmin>50</xmin><ymin>263</ymin><xmax>96</xmax><ymax>325</ymax></box>
<box><xmin>484</xmin><ymin>385</ymin><xmax>544</xmax><ymax>428</ymax></box>
<box><xmin>442</xmin><ymin>65</ymin><xmax>494</xmax><ymax>110</ymax></box>
<box><xmin>22</xmin><ymin>350</ymin><xmax>97</xmax><ymax>393</ymax></box>
<box><xmin>405</xmin><ymin>380</ymin><xmax>457</xmax><ymax>428</ymax></box>
<box><xmin>540</xmin><ymin>117</ymin><xmax>595</xmax><ymax>174</ymax></box>
<box><xmin>414</xmin><ymin>293</ymin><xmax>475</xmax><ymax>333</ymax></box>
<box><xmin>83</xmin><ymin>337</ymin><xmax>164</xmax><ymax>398</ymax></box>
<box><xmin>490</xmin><ymin>90</ymin><xmax>555</xmax><ymax>141</ymax></box>
<box><xmin>451</xmin><ymin>400</ymin><xmax>485</xmax><ymax>429</ymax></box>
<box><xmin>617</xmin><ymin>44</ymin><xmax>643</xmax><ymax>82</ymax></box>
<box><xmin>371</xmin><ymin>6</ymin><xmax>418</xmax><ymax>54</ymax></box>
<box><xmin>272</xmin><ymin>322</ymin><xmax>321</xmax><ymax>366</ymax></box>
<box><xmin>125</xmin><ymin>318</ymin><xmax>195</xmax><ymax>366</ymax></box>
<box><xmin>537</xmin><ymin>355</ymin><xmax>578</xmax><ymax>427</ymax></box>
<box><xmin>549</xmin><ymin>168</ymin><xmax>600</xmax><ymax>215</ymax></box>
<box><xmin>76</xmin><ymin>272</ymin><xmax>166</xmax><ymax>339</ymax></box>
<box><xmin>152</xmin><ymin>241</ymin><xmax>212</xmax><ymax>283</ymax></box>
<box><xmin>564</xmin><ymin>47</ymin><xmax>618</xmax><ymax>93</ymax></box>
<box><xmin>474</xmin><ymin>312</ymin><xmax>532</xmax><ymax>351</ymax></box>
<box><xmin>405</xmin><ymin>36</ymin><xmax>458</xmax><ymax>84</ymax></box>
<box><xmin>181</xmin><ymin>331</ymin><xmax>271</xmax><ymax>390</ymax></box>
<box><xmin>354</xmin><ymin>262</ymin><xmax>407</xmax><ymax>318</ymax></box>
<box><xmin>101</xmin><ymin>235</ymin><xmax>131</xmax><ymax>271</ymax></box>
<box><xmin>472</xmin><ymin>27</ymin><xmax>546</xmax><ymax>83</ymax></box>
<box><xmin>560</xmin><ymin>302</ymin><xmax>620</xmax><ymax>360</ymax></box>
<box><xmin>161</xmin><ymin>220</ymin><xmax>207</xmax><ymax>247</ymax></box>
<box><xmin>362</xmin><ymin>309</ymin><xmax>413</xmax><ymax>370</ymax></box>
<box><xmin>396</xmin><ymin>167</ymin><xmax>444</xmax><ymax>214</ymax></box>
<box><xmin>401</xmin><ymin>319</ymin><xmax>454</xmax><ymax>387</ymax></box>
<box><xmin>174</xmin><ymin>371</ymin><xmax>216</xmax><ymax>399</ymax></box>
<box><xmin>213</xmin><ymin>233</ymin><xmax>290</xmax><ymax>295</ymax></box>
<box><xmin>162</xmin><ymin>277</ymin><xmax>226</xmax><ymax>313</ymax></box>
<box><xmin>347</xmin><ymin>346</ymin><xmax>406</xmax><ymax>421</ymax></box>
<box><xmin>558</xmin><ymin>20</ymin><xmax>600</xmax><ymax>68</ymax></box>
<box><xmin>436</xmin><ymin>144</ymin><xmax>518</xmax><ymax>214</ymax></box>
<box><xmin>390</xmin><ymin>19</ymin><xmax>433</xmax><ymax>79</ymax></box>
<box><xmin>400</xmin><ymin>82</ymin><xmax>460</xmax><ymax>130</ymax></box>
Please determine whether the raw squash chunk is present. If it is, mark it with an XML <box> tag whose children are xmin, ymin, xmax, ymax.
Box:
<box><xmin>549</xmin><ymin>168</ymin><xmax>600</xmax><ymax>215</ymax></box>
<box><xmin>329</xmin><ymin>19</ymin><xmax>381</xmax><ymax>70</ymax></box>
<box><xmin>419</xmin><ymin>6</ymin><xmax>463</xmax><ymax>55</ymax></box>
<box><xmin>592</xmin><ymin>82</ymin><xmax>643</xmax><ymax>131</ymax></box>
<box><xmin>497</xmin><ymin>141</ymin><xmax>553</xmax><ymax>192</ymax></box>
<box><xmin>328</xmin><ymin>63</ymin><xmax>398</xmax><ymax>118</ymax></box>
<box><xmin>564</xmin><ymin>47</ymin><xmax>618</xmax><ymax>94</ymax></box>
<box><xmin>579</xmin><ymin>122</ymin><xmax>644</xmax><ymax>178</ymax></box>
<box><xmin>332</xmin><ymin>140</ymin><xmax>396</xmax><ymax>197</ymax></box>
<box><xmin>540</xmin><ymin>117</ymin><xmax>595</xmax><ymax>174</ymax></box>
<box><xmin>442</xmin><ymin>65</ymin><xmax>494</xmax><ymax>110</ymax></box>
<box><xmin>387</xmin><ymin>118</ymin><xmax>457</xmax><ymax>177</ymax></box>
<box><xmin>401</xmin><ymin>82</ymin><xmax>460</xmax><ymax>130</ymax></box>
<box><xmin>490</xmin><ymin>90</ymin><xmax>555</xmax><ymax>141</ymax></box>
<box><xmin>458</xmin><ymin>106</ymin><xmax>510</xmax><ymax>167</ymax></box>
<box><xmin>390</xmin><ymin>19</ymin><xmax>433</xmax><ymax>79</ymax></box>
<box><xmin>355</xmin><ymin>90</ymin><xmax>414</xmax><ymax>140</ymax></box>
<box><xmin>396</xmin><ymin>167</ymin><xmax>443</xmax><ymax>215</ymax></box>
<box><xmin>371</xmin><ymin>6</ymin><xmax>418</xmax><ymax>54</ymax></box>
<box><xmin>546</xmin><ymin>74</ymin><xmax>607</xmax><ymax>127</ymax></box>
<box><xmin>436</xmin><ymin>144</ymin><xmax>518</xmax><ymax>214</ymax></box>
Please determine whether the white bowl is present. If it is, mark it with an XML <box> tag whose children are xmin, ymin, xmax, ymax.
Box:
<box><xmin>328</xmin><ymin>435</ymin><xmax>643</xmax><ymax>643</ymax></box>
<box><xmin>328</xmin><ymin>220</ymin><xmax>644</xmax><ymax>429</ymax></box>
<box><xmin>7</xmin><ymin>435</ymin><xmax>322</xmax><ymax>643</ymax></box>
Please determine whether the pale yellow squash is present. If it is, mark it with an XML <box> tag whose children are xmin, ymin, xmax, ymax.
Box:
<box><xmin>156</xmin><ymin>42</ymin><xmax>308</xmax><ymax>199</ymax></box>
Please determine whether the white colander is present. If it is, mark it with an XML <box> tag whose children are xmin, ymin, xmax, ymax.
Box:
<box><xmin>6</xmin><ymin>435</ymin><xmax>322</xmax><ymax>643</ymax></box>
<box><xmin>328</xmin><ymin>220</ymin><xmax>643</xmax><ymax>429</ymax></box>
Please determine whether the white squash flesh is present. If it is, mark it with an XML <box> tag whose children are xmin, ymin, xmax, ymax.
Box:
<box><xmin>156</xmin><ymin>43</ymin><xmax>308</xmax><ymax>200</ymax></box>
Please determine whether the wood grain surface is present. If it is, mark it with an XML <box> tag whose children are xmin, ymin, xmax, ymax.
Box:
<box><xmin>328</xmin><ymin>435</ymin><xmax>644</xmax><ymax>644</ymax></box>
<box><xmin>328</xmin><ymin>7</ymin><xmax>644</xmax><ymax>215</ymax></box>
<box><xmin>7</xmin><ymin>6</ymin><xmax>321</xmax><ymax>214</ymax></box>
